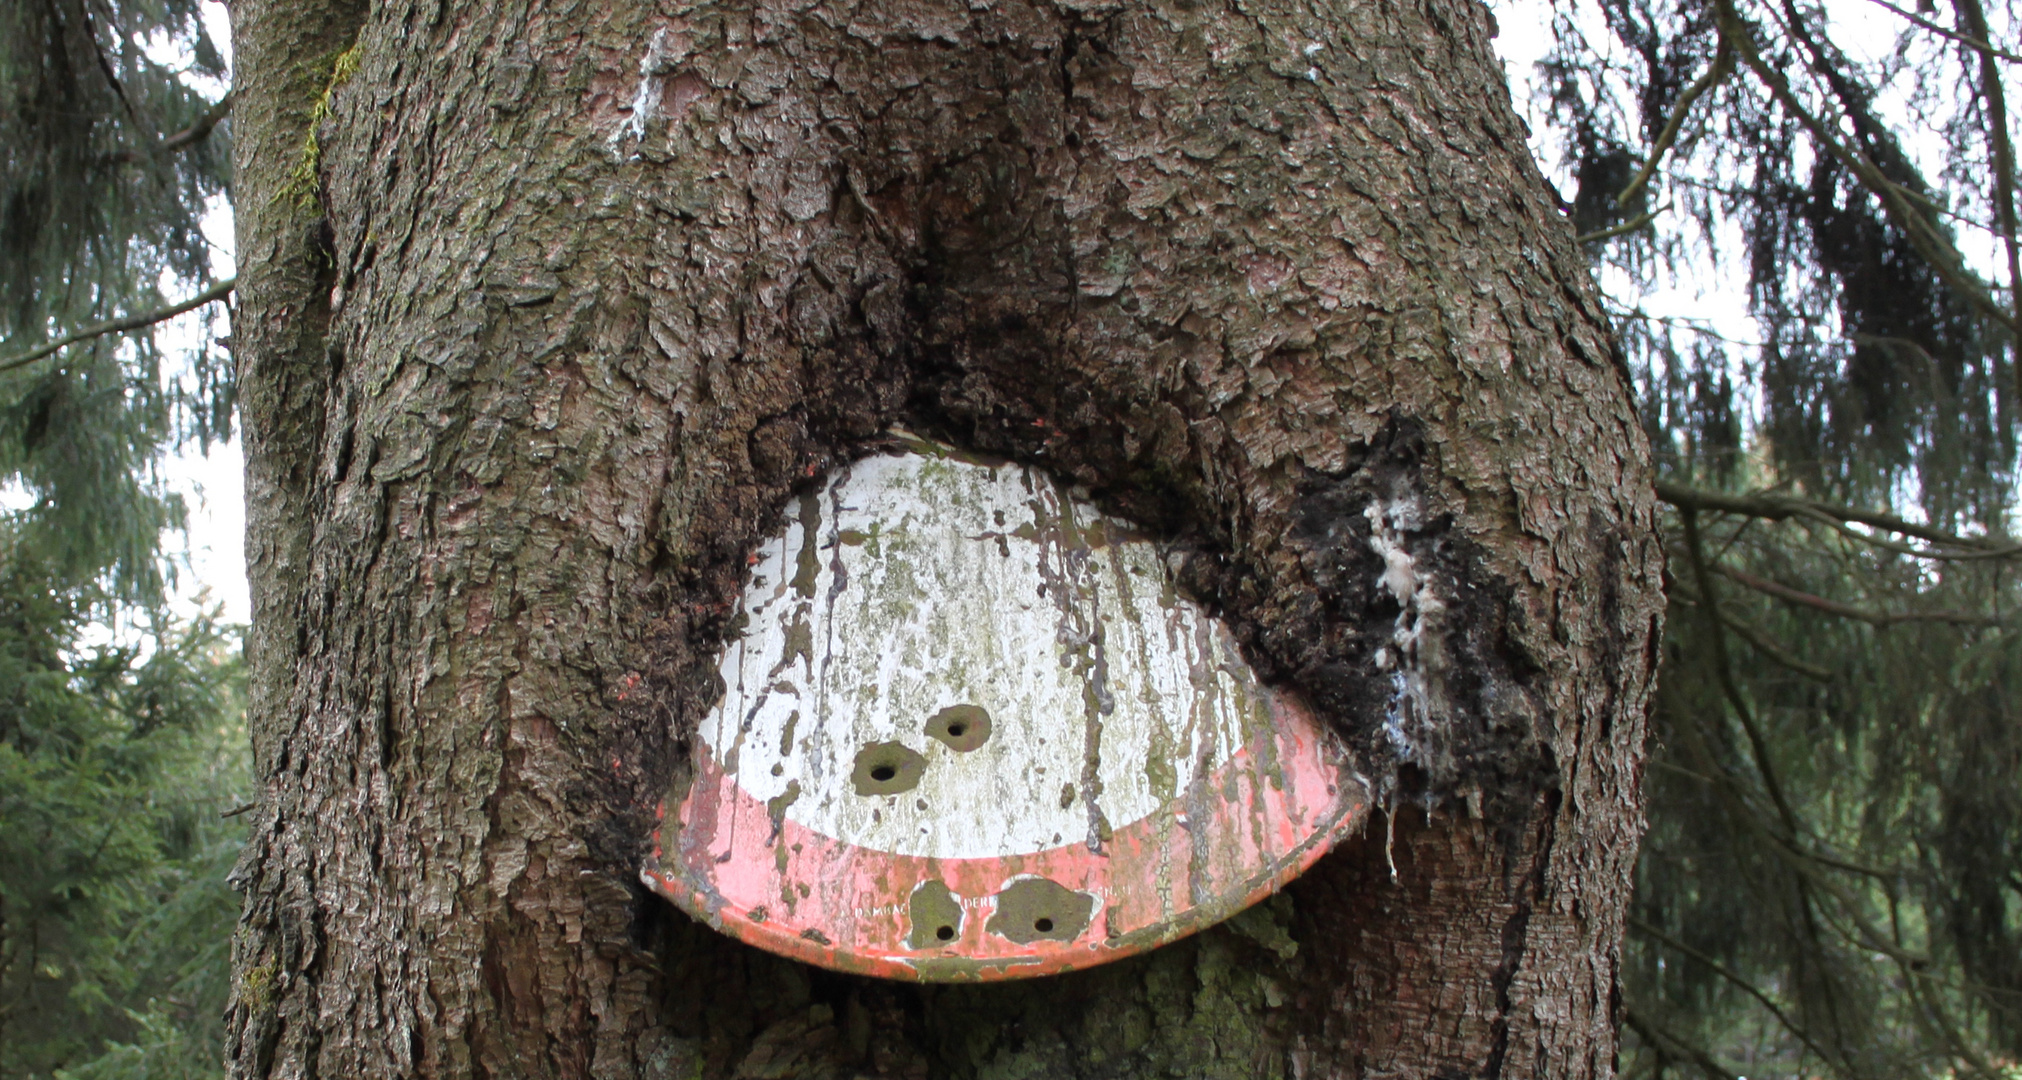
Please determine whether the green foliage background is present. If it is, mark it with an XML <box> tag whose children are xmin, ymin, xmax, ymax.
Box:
<box><xmin>0</xmin><ymin>2</ymin><xmax>243</xmax><ymax>1078</ymax></box>
<box><xmin>1534</xmin><ymin>0</ymin><xmax>2022</xmax><ymax>1074</ymax></box>
<box><xmin>0</xmin><ymin>572</ymin><xmax>247</xmax><ymax>1080</ymax></box>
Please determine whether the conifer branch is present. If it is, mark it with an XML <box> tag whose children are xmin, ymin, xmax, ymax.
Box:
<box><xmin>1789</xmin><ymin>505</ymin><xmax>2022</xmax><ymax>561</ymax></box>
<box><xmin>1721</xmin><ymin>786</ymin><xmax>2011</xmax><ymax>1079</ymax></box>
<box><xmin>1617</xmin><ymin>39</ymin><xmax>1734</xmax><ymax>210</ymax></box>
<box><xmin>1628</xmin><ymin>917</ymin><xmax>1834</xmax><ymax>1066</ymax></box>
<box><xmin>1574</xmin><ymin>206</ymin><xmax>1665</xmax><ymax>244</ymax></box>
<box><xmin>105</xmin><ymin>92</ymin><xmax>235</xmax><ymax>164</ymax></box>
<box><xmin>1862</xmin><ymin>0</ymin><xmax>2022</xmax><ymax>64</ymax></box>
<box><xmin>1719</xmin><ymin>614</ymin><xmax>1833</xmax><ymax>680</ymax></box>
<box><xmin>1667</xmin><ymin>575</ymin><xmax>1835</xmax><ymax>679</ymax></box>
<box><xmin>1954</xmin><ymin>0</ymin><xmax>2022</xmax><ymax>400</ymax></box>
<box><xmin>160</xmin><ymin>91</ymin><xmax>234</xmax><ymax>154</ymax></box>
<box><xmin>0</xmin><ymin>279</ymin><xmax>235</xmax><ymax>376</ymax></box>
<box><xmin>1619</xmin><ymin>1006</ymin><xmax>1744</xmax><ymax>1080</ymax></box>
<box><xmin>1716</xmin><ymin>564</ymin><xmax>2002</xmax><ymax>626</ymax></box>
<box><xmin>1654</xmin><ymin>479</ymin><xmax>2022</xmax><ymax>556</ymax></box>
<box><xmin>1718</xmin><ymin>0</ymin><xmax>2022</xmax><ymax>334</ymax></box>
<box><xmin>1680</xmin><ymin>511</ymin><xmax>1810</xmax><ymax>835</ymax></box>
<box><xmin>78</xmin><ymin>2</ymin><xmax>139</xmax><ymax>124</ymax></box>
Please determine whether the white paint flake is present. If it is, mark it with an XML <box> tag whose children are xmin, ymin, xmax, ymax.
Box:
<box><xmin>607</xmin><ymin>27</ymin><xmax>677</xmax><ymax>160</ymax></box>
<box><xmin>1366</xmin><ymin>497</ymin><xmax>1446</xmax><ymax>763</ymax></box>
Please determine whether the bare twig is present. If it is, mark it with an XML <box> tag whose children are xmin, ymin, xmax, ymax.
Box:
<box><xmin>1862</xmin><ymin>0</ymin><xmax>2022</xmax><ymax>63</ymax></box>
<box><xmin>1654</xmin><ymin>479</ymin><xmax>2022</xmax><ymax>556</ymax></box>
<box><xmin>104</xmin><ymin>92</ymin><xmax>235</xmax><ymax>165</ymax></box>
<box><xmin>0</xmin><ymin>278</ymin><xmax>235</xmax><ymax>376</ymax></box>
<box><xmin>1648</xmin><ymin>757</ymin><xmax>1724</xmax><ymax>786</ymax></box>
<box><xmin>1629</xmin><ymin>917</ymin><xmax>1836</xmax><ymax>1065</ymax></box>
<box><xmin>1618</xmin><ymin>38</ymin><xmax>1735</xmax><ymax>209</ymax></box>
<box><xmin>1621</xmin><ymin>1005</ymin><xmax>1744</xmax><ymax>1080</ymax></box>
<box><xmin>1575</xmin><ymin>207</ymin><xmax>1664</xmax><ymax>245</ymax></box>
<box><xmin>161</xmin><ymin>91</ymin><xmax>234</xmax><ymax>155</ymax></box>
<box><xmin>1716</xmin><ymin>564</ymin><xmax>2003</xmax><ymax>626</ymax></box>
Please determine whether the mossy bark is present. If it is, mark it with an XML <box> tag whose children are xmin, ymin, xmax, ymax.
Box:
<box><xmin>225</xmin><ymin>0</ymin><xmax>1663</xmax><ymax>1076</ymax></box>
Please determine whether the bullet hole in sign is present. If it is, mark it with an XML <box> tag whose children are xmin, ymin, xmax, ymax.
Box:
<box><xmin>925</xmin><ymin>704</ymin><xmax>991</xmax><ymax>752</ymax></box>
<box><xmin>908</xmin><ymin>879</ymin><xmax>965</xmax><ymax>950</ymax></box>
<box><xmin>852</xmin><ymin>742</ymin><xmax>926</xmax><ymax>796</ymax></box>
<box><xmin>985</xmin><ymin>877</ymin><xmax>1094</xmax><ymax>944</ymax></box>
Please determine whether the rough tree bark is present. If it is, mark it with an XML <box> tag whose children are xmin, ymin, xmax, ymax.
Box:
<box><xmin>225</xmin><ymin>0</ymin><xmax>1663</xmax><ymax>1075</ymax></box>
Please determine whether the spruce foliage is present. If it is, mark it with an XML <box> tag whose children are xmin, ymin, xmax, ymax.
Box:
<box><xmin>0</xmin><ymin>557</ymin><xmax>247</xmax><ymax>1080</ymax></box>
<box><xmin>1528</xmin><ymin>0</ymin><xmax>2022</xmax><ymax>1074</ymax></box>
<box><xmin>0</xmin><ymin>0</ymin><xmax>232</xmax><ymax>600</ymax></box>
<box><xmin>0</xmin><ymin>2</ymin><xmax>242</xmax><ymax>1078</ymax></box>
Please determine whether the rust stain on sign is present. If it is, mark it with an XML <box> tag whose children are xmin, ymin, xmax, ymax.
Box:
<box><xmin>643</xmin><ymin>434</ymin><xmax>1370</xmax><ymax>981</ymax></box>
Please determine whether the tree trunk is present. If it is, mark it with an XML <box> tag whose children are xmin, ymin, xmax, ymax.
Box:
<box><xmin>225</xmin><ymin>0</ymin><xmax>1663</xmax><ymax>1075</ymax></box>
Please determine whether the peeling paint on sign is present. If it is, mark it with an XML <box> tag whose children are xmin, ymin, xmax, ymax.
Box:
<box><xmin>642</xmin><ymin>434</ymin><xmax>1370</xmax><ymax>981</ymax></box>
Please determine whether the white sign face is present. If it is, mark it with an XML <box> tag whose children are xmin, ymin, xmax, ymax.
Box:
<box><xmin>648</xmin><ymin>434</ymin><xmax>1367</xmax><ymax>982</ymax></box>
<box><xmin>698</xmin><ymin>443</ymin><xmax>1274</xmax><ymax>860</ymax></box>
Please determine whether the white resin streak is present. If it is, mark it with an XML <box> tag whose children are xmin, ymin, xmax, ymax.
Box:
<box><xmin>699</xmin><ymin>450</ymin><xmax>1277</xmax><ymax>860</ymax></box>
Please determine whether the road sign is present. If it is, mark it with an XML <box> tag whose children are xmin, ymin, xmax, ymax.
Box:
<box><xmin>644</xmin><ymin>434</ymin><xmax>1369</xmax><ymax>981</ymax></box>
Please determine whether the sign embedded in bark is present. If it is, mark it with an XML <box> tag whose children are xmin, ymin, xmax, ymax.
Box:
<box><xmin>644</xmin><ymin>435</ymin><xmax>1369</xmax><ymax>981</ymax></box>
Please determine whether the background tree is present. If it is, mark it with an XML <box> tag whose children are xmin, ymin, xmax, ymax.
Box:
<box><xmin>221</xmin><ymin>0</ymin><xmax>1662</xmax><ymax>1077</ymax></box>
<box><xmin>0</xmin><ymin>573</ymin><xmax>247</xmax><ymax>1080</ymax></box>
<box><xmin>1527</xmin><ymin>0</ymin><xmax>2022</xmax><ymax>1074</ymax></box>
<box><xmin>0</xmin><ymin>2</ymin><xmax>246</xmax><ymax>1078</ymax></box>
<box><xmin>1</xmin><ymin>0</ymin><xmax>235</xmax><ymax>593</ymax></box>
